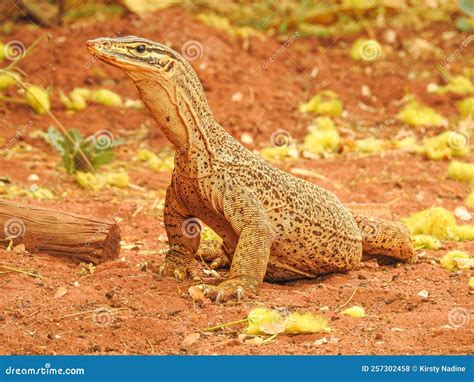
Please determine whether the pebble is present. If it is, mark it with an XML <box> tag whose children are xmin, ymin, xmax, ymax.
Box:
<box><xmin>417</xmin><ymin>290</ymin><xmax>429</xmax><ymax>300</ymax></box>
<box><xmin>454</xmin><ymin>206</ymin><xmax>472</xmax><ymax>222</ymax></box>
<box><xmin>383</xmin><ymin>29</ymin><xmax>397</xmax><ymax>44</ymax></box>
<box><xmin>240</xmin><ymin>133</ymin><xmax>254</xmax><ymax>145</ymax></box>
<box><xmin>27</xmin><ymin>174</ymin><xmax>39</xmax><ymax>182</ymax></box>
<box><xmin>231</xmin><ymin>92</ymin><xmax>243</xmax><ymax>102</ymax></box>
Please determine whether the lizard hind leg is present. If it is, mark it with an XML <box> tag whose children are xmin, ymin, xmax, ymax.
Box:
<box><xmin>354</xmin><ymin>215</ymin><xmax>416</xmax><ymax>265</ymax></box>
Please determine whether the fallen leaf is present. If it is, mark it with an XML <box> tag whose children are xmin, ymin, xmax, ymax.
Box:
<box><xmin>181</xmin><ymin>333</ymin><xmax>200</xmax><ymax>348</ymax></box>
<box><xmin>54</xmin><ymin>286</ymin><xmax>68</xmax><ymax>299</ymax></box>
<box><xmin>341</xmin><ymin>306</ymin><xmax>366</xmax><ymax>318</ymax></box>
<box><xmin>188</xmin><ymin>286</ymin><xmax>206</xmax><ymax>303</ymax></box>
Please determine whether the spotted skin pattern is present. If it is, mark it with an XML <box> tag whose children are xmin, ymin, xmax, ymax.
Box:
<box><xmin>87</xmin><ymin>36</ymin><xmax>415</xmax><ymax>303</ymax></box>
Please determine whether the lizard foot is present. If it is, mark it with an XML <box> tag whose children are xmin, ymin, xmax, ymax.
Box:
<box><xmin>196</xmin><ymin>278</ymin><xmax>258</xmax><ymax>304</ymax></box>
<box><xmin>157</xmin><ymin>251</ymin><xmax>200</xmax><ymax>281</ymax></box>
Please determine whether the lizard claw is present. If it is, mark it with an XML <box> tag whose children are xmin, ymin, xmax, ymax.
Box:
<box><xmin>174</xmin><ymin>269</ymin><xmax>184</xmax><ymax>281</ymax></box>
<box><xmin>158</xmin><ymin>266</ymin><xmax>165</xmax><ymax>278</ymax></box>
<box><xmin>155</xmin><ymin>251</ymin><xmax>197</xmax><ymax>282</ymax></box>
<box><xmin>195</xmin><ymin>279</ymin><xmax>255</xmax><ymax>304</ymax></box>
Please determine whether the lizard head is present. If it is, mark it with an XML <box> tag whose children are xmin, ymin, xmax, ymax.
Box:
<box><xmin>86</xmin><ymin>36</ymin><xmax>180</xmax><ymax>78</ymax></box>
<box><xmin>86</xmin><ymin>36</ymin><xmax>214</xmax><ymax>154</ymax></box>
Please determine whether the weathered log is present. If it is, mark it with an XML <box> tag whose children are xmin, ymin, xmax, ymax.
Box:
<box><xmin>0</xmin><ymin>199</ymin><xmax>120</xmax><ymax>264</ymax></box>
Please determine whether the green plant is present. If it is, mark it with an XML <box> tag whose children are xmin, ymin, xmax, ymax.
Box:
<box><xmin>47</xmin><ymin>127</ymin><xmax>123</xmax><ymax>174</ymax></box>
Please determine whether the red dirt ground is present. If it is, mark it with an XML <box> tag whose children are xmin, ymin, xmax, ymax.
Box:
<box><xmin>0</xmin><ymin>8</ymin><xmax>473</xmax><ymax>355</ymax></box>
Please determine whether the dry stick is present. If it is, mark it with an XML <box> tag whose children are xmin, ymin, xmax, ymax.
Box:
<box><xmin>203</xmin><ymin>318</ymin><xmax>248</xmax><ymax>332</ymax></box>
<box><xmin>0</xmin><ymin>95</ymin><xmax>27</xmax><ymax>104</ymax></box>
<box><xmin>0</xmin><ymin>264</ymin><xmax>45</xmax><ymax>279</ymax></box>
<box><xmin>335</xmin><ymin>286</ymin><xmax>358</xmax><ymax>313</ymax></box>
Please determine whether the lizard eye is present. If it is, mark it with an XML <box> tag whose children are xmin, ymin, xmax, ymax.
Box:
<box><xmin>135</xmin><ymin>44</ymin><xmax>146</xmax><ymax>53</ymax></box>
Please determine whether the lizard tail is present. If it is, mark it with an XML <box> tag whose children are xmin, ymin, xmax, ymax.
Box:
<box><xmin>353</xmin><ymin>214</ymin><xmax>416</xmax><ymax>264</ymax></box>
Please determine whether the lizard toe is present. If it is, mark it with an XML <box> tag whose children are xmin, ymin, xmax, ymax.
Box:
<box><xmin>196</xmin><ymin>280</ymin><xmax>254</xmax><ymax>304</ymax></box>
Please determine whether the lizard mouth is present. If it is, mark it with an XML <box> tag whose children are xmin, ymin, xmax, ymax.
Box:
<box><xmin>86</xmin><ymin>39</ymin><xmax>119</xmax><ymax>64</ymax></box>
<box><xmin>86</xmin><ymin>38</ymin><xmax>154</xmax><ymax>73</ymax></box>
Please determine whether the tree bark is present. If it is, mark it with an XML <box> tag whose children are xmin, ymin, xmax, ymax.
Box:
<box><xmin>0</xmin><ymin>199</ymin><xmax>120</xmax><ymax>263</ymax></box>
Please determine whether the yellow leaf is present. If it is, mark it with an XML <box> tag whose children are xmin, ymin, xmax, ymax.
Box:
<box><xmin>0</xmin><ymin>70</ymin><xmax>22</xmax><ymax>90</ymax></box>
<box><xmin>440</xmin><ymin>250</ymin><xmax>473</xmax><ymax>272</ymax></box>
<box><xmin>397</xmin><ymin>100</ymin><xmax>445</xmax><ymax>127</ymax></box>
<box><xmin>90</xmin><ymin>89</ymin><xmax>122</xmax><ymax>107</ymax></box>
<box><xmin>25</xmin><ymin>85</ymin><xmax>50</xmax><ymax>115</ymax></box>
<box><xmin>341</xmin><ymin>306</ymin><xmax>366</xmax><ymax>318</ymax></box>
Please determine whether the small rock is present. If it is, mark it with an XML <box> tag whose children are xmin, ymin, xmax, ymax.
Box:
<box><xmin>231</xmin><ymin>92</ymin><xmax>243</xmax><ymax>102</ymax></box>
<box><xmin>105</xmin><ymin>290</ymin><xmax>114</xmax><ymax>299</ymax></box>
<box><xmin>454</xmin><ymin>206</ymin><xmax>472</xmax><ymax>222</ymax></box>
<box><xmin>245</xmin><ymin>336</ymin><xmax>264</xmax><ymax>346</ymax></box>
<box><xmin>426</xmin><ymin>82</ymin><xmax>439</xmax><ymax>93</ymax></box>
<box><xmin>361</xmin><ymin>85</ymin><xmax>371</xmax><ymax>97</ymax></box>
<box><xmin>375</xmin><ymin>333</ymin><xmax>383</xmax><ymax>340</ymax></box>
<box><xmin>312</xmin><ymin>337</ymin><xmax>328</xmax><ymax>346</ymax></box>
<box><xmin>319</xmin><ymin>306</ymin><xmax>330</xmax><ymax>312</ymax></box>
<box><xmin>27</xmin><ymin>174</ymin><xmax>40</xmax><ymax>182</ymax></box>
<box><xmin>0</xmin><ymin>315</ymin><xmax>5</xmax><ymax>321</ymax></box>
<box><xmin>383</xmin><ymin>29</ymin><xmax>397</xmax><ymax>44</ymax></box>
<box><xmin>417</xmin><ymin>290</ymin><xmax>429</xmax><ymax>300</ymax></box>
<box><xmin>357</xmin><ymin>274</ymin><xmax>367</xmax><ymax>280</ymax></box>
<box><xmin>53</xmin><ymin>286</ymin><xmax>68</xmax><ymax>299</ymax></box>
<box><xmin>241</xmin><ymin>133</ymin><xmax>254</xmax><ymax>145</ymax></box>
<box><xmin>181</xmin><ymin>333</ymin><xmax>200</xmax><ymax>348</ymax></box>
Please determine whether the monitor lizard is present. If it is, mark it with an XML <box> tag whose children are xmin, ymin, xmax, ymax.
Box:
<box><xmin>87</xmin><ymin>36</ymin><xmax>415</xmax><ymax>304</ymax></box>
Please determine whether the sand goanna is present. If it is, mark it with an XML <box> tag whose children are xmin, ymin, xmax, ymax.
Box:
<box><xmin>87</xmin><ymin>36</ymin><xmax>415</xmax><ymax>304</ymax></box>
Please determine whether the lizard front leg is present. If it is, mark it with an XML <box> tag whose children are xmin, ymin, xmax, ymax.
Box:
<box><xmin>197</xmin><ymin>185</ymin><xmax>275</xmax><ymax>303</ymax></box>
<box><xmin>158</xmin><ymin>185</ymin><xmax>200</xmax><ymax>281</ymax></box>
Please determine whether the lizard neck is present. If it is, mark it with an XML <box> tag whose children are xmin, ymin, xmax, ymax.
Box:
<box><xmin>129</xmin><ymin>69</ymin><xmax>223</xmax><ymax>178</ymax></box>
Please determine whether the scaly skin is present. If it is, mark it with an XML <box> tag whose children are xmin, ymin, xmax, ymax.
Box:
<box><xmin>87</xmin><ymin>36</ymin><xmax>415</xmax><ymax>304</ymax></box>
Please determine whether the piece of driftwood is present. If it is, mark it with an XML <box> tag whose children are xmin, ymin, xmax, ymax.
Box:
<box><xmin>0</xmin><ymin>199</ymin><xmax>120</xmax><ymax>263</ymax></box>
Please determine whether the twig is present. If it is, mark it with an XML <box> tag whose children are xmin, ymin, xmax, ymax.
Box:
<box><xmin>0</xmin><ymin>95</ymin><xmax>27</xmax><ymax>104</ymax></box>
<box><xmin>0</xmin><ymin>264</ymin><xmax>45</xmax><ymax>279</ymax></box>
<box><xmin>335</xmin><ymin>286</ymin><xmax>358</xmax><ymax>312</ymax></box>
<box><xmin>147</xmin><ymin>339</ymin><xmax>155</xmax><ymax>354</ymax></box>
<box><xmin>203</xmin><ymin>318</ymin><xmax>248</xmax><ymax>332</ymax></box>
